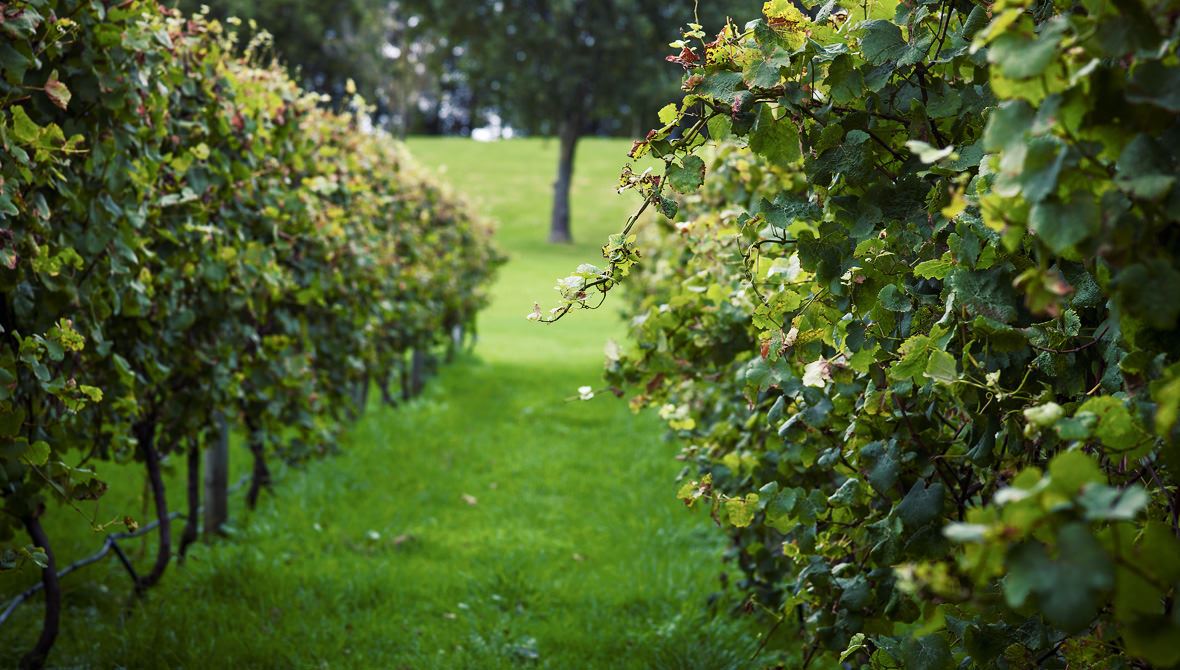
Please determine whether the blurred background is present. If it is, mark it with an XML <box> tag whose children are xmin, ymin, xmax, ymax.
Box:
<box><xmin>173</xmin><ymin>0</ymin><xmax>751</xmax><ymax>138</ymax></box>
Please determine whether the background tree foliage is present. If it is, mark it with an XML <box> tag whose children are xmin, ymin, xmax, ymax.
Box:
<box><xmin>399</xmin><ymin>0</ymin><xmax>752</xmax><ymax>243</ymax></box>
<box><xmin>172</xmin><ymin>1</ymin><xmax>765</xmax><ymax>243</ymax></box>
<box><xmin>543</xmin><ymin>0</ymin><xmax>1180</xmax><ymax>666</ymax></box>
<box><xmin>172</xmin><ymin>0</ymin><xmax>387</xmax><ymax>100</ymax></box>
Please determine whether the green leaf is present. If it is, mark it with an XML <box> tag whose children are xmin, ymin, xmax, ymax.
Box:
<box><xmin>840</xmin><ymin>633</ymin><xmax>866</xmax><ymax>662</ymax></box>
<box><xmin>706</xmin><ymin>113</ymin><xmax>732</xmax><ymax>143</ymax></box>
<box><xmin>1139</xmin><ymin>521</ymin><xmax>1180</xmax><ymax>584</ymax></box>
<box><xmin>889</xmin><ymin>335</ymin><xmax>933</xmax><ymax>382</ymax></box>
<box><xmin>758</xmin><ymin>193</ymin><xmax>819</xmax><ymax>228</ymax></box>
<box><xmin>1029</xmin><ymin>195</ymin><xmax>1100</xmax><ymax>254</ymax></box>
<box><xmin>947</xmin><ymin>268</ymin><xmax>1019</xmax><ymax>324</ymax></box>
<box><xmin>748</xmin><ymin>105</ymin><xmax>800</xmax><ymax>166</ymax></box>
<box><xmin>1047</xmin><ymin>449</ymin><xmax>1105</xmax><ymax>496</ymax></box>
<box><xmin>696</xmin><ymin>70</ymin><xmax>745</xmax><ymax>105</ymax></box>
<box><xmin>877</xmin><ymin>284</ymin><xmax>912</xmax><ymax>312</ymax></box>
<box><xmin>1113</xmin><ymin>261</ymin><xmax>1180</xmax><ymax>331</ymax></box>
<box><xmin>1150</xmin><ymin>363</ymin><xmax>1180</xmax><ymax>435</ymax></box>
<box><xmin>914</xmin><ymin>257</ymin><xmax>954</xmax><ymax>280</ymax></box>
<box><xmin>0</xmin><ymin>43</ymin><xmax>34</xmax><ymax>85</ymax></box>
<box><xmin>896</xmin><ymin>481</ymin><xmax>944</xmax><ymax>529</ymax></box>
<box><xmin>0</xmin><ymin>406</ymin><xmax>25</xmax><ymax>437</ymax></box>
<box><xmin>20</xmin><ymin>440</ymin><xmax>50</xmax><ymax>466</ymax></box>
<box><xmin>1004</xmin><ymin>523</ymin><xmax>1114</xmax><ymax>633</ymax></box>
<box><xmin>827</xmin><ymin>477</ymin><xmax>860</xmax><ymax>507</ymax></box>
<box><xmin>27</xmin><ymin>546</ymin><xmax>49</xmax><ymax>569</ymax></box>
<box><xmin>826</xmin><ymin>54</ymin><xmax>864</xmax><ymax>105</ymax></box>
<box><xmin>983</xmin><ymin>100</ymin><xmax>1034</xmax><ymax>152</ymax></box>
<box><xmin>666</xmin><ymin>155</ymin><xmax>706</xmax><ymax>193</ymax></box>
<box><xmin>900</xmin><ymin>634</ymin><xmax>952</xmax><ymax>670</ymax></box>
<box><xmin>924</xmin><ymin>349</ymin><xmax>958</xmax><ymax>384</ymax></box>
<box><xmin>1115</xmin><ymin>134</ymin><xmax>1176</xmax><ymax>200</ymax></box>
<box><xmin>1124</xmin><ymin>617</ymin><xmax>1180</xmax><ymax>667</ymax></box>
<box><xmin>860</xmin><ymin>20</ymin><xmax>907</xmax><ymax>65</ymax></box>
<box><xmin>860</xmin><ymin>441</ymin><xmax>900</xmax><ymax>496</ymax></box>
<box><xmin>743</xmin><ymin>50</ymin><xmax>791</xmax><ymax>89</ymax></box>
<box><xmin>1055</xmin><ymin>414</ymin><xmax>1095</xmax><ymax>440</ymax></box>
<box><xmin>1127</xmin><ymin>61</ymin><xmax>1180</xmax><ymax>112</ymax></box>
<box><xmin>1013</xmin><ymin>136</ymin><xmax>1068</xmax><ymax>203</ymax></box>
<box><xmin>1076</xmin><ymin>397</ymin><xmax>1143</xmax><ymax>451</ymax></box>
<box><xmin>765</xmin><ymin>488</ymin><xmax>800</xmax><ymax>531</ymax></box>
<box><xmin>657</xmin><ymin>196</ymin><xmax>678</xmax><ymax>220</ymax></box>
<box><xmin>11</xmin><ymin>105</ymin><xmax>40</xmax><ymax>144</ymax></box>
<box><xmin>987</xmin><ymin>18</ymin><xmax>1067</xmax><ymax>79</ymax></box>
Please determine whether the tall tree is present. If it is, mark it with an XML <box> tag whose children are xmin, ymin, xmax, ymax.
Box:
<box><xmin>404</xmin><ymin>0</ymin><xmax>748</xmax><ymax>243</ymax></box>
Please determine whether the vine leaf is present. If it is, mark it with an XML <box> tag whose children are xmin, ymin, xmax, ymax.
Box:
<box><xmin>749</xmin><ymin>105</ymin><xmax>800</xmax><ymax>165</ymax></box>
<box><xmin>44</xmin><ymin>72</ymin><xmax>71</xmax><ymax>110</ymax></box>
<box><xmin>1004</xmin><ymin>523</ymin><xmax>1114</xmax><ymax>633</ymax></box>
<box><xmin>666</xmin><ymin>155</ymin><xmax>706</xmax><ymax>193</ymax></box>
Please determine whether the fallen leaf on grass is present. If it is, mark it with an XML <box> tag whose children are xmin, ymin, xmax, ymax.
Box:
<box><xmin>461</xmin><ymin>493</ymin><xmax>478</xmax><ymax>506</ymax></box>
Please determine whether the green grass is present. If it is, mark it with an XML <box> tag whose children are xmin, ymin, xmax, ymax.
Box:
<box><xmin>1</xmin><ymin>138</ymin><xmax>778</xmax><ymax>668</ymax></box>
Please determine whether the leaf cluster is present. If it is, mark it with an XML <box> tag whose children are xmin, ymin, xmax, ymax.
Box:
<box><xmin>0</xmin><ymin>1</ymin><xmax>499</xmax><ymax>572</ymax></box>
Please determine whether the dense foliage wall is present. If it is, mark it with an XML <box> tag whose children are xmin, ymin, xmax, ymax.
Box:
<box><xmin>0</xmin><ymin>2</ymin><xmax>499</xmax><ymax>666</ymax></box>
<box><xmin>544</xmin><ymin>0</ymin><xmax>1180</xmax><ymax>666</ymax></box>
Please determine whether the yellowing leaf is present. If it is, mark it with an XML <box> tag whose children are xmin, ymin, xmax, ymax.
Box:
<box><xmin>726</xmin><ymin>493</ymin><xmax>759</xmax><ymax>527</ymax></box>
<box><xmin>44</xmin><ymin>72</ymin><xmax>71</xmax><ymax>110</ymax></box>
<box><xmin>658</xmin><ymin>103</ymin><xmax>679</xmax><ymax>126</ymax></box>
<box><xmin>763</xmin><ymin>0</ymin><xmax>810</xmax><ymax>49</ymax></box>
<box><xmin>11</xmin><ymin>105</ymin><xmax>40</xmax><ymax>144</ymax></box>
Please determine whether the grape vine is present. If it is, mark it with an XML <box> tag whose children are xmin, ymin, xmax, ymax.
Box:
<box><xmin>0</xmin><ymin>2</ymin><xmax>500</xmax><ymax>667</ymax></box>
<box><xmin>545</xmin><ymin>0</ymin><xmax>1180</xmax><ymax>666</ymax></box>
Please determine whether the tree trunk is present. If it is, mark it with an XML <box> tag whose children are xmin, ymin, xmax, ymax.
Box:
<box><xmin>19</xmin><ymin>514</ymin><xmax>59</xmax><ymax>670</ymax></box>
<box><xmin>179</xmin><ymin>440</ymin><xmax>200</xmax><ymax>560</ymax></box>
<box><xmin>549</xmin><ymin>119</ymin><xmax>580</xmax><ymax>244</ymax></box>
<box><xmin>135</xmin><ymin>419</ymin><xmax>171</xmax><ymax>593</ymax></box>
<box><xmin>245</xmin><ymin>416</ymin><xmax>271</xmax><ymax>510</ymax></box>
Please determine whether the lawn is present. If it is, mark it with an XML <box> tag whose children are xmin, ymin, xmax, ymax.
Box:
<box><xmin>0</xmin><ymin>138</ymin><xmax>779</xmax><ymax>668</ymax></box>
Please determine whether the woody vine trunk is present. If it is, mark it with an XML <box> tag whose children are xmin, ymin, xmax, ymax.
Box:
<box><xmin>18</xmin><ymin>514</ymin><xmax>59</xmax><ymax>670</ymax></box>
<box><xmin>134</xmin><ymin>418</ymin><xmax>171</xmax><ymax>593</ymax></box>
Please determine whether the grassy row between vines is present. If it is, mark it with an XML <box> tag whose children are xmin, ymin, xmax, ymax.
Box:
<box><xmin>0</xmin><ymin>138</ymin><xmax>790</xmax><ymax>669</ymax></box>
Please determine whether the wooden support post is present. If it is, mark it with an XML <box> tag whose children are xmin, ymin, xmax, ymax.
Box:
<box><xmin>203</xmin><ymin>412</ymin><xmax>229</xmax><ymax>537</ymax></box>
<box><xmin>447</xmin><ymin>324</ymin><xmax>464</xmax><ymax>362</ymax></box>
<box><xmin>410</xmin><ymin>348</ymin><xmax>426</xmax><ymax>397</ymax></box>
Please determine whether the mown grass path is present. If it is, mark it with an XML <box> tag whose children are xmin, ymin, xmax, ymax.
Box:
<box><xmin>1</xmin><ymin>138</ymin><xmax>760</xmax><ymax>669</ymax></box>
